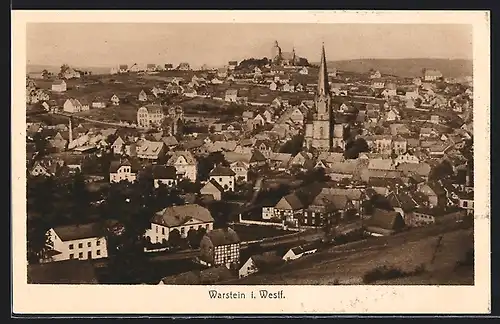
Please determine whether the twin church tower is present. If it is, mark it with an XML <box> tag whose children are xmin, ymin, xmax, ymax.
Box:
<box><xmin>304</xmin><ymin>44</ymin><xmax>344</xmax><ymax>152</ymax></box>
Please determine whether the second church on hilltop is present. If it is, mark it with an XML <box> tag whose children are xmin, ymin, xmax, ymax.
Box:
<box><xmin>304</xmin><ymin>44</ymin><xmax>345</xmax><ymax>152</ymax></box>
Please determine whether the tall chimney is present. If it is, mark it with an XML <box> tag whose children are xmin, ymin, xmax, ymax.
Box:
<box><xmin>68</xmin><ymin>117</ymin><xmax>73</xmax><ymax>143</ymax></box>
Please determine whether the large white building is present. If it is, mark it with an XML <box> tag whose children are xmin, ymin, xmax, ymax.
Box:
<box><xmin>44</xmin><ymin>223</ymin><xmax>109</xmax><ymax>263</ymax></box>
<box><xmin>145</xmin><ymin>204</ymin><xmax>214</xmax><ymax>244</ymax></box>
<box><xmin>137</xmin><ymin>104</ymin><xmax>165</xmax><ymax>129</ymax></box>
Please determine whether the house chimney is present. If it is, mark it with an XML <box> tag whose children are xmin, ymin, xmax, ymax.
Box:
<box><xmin>68</xmin><ymin>117</ymin><xmax>73</xmax><ymax>143</ymax></box>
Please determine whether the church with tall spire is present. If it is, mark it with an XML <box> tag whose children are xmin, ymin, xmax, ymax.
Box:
<box><xmin>304</xmin><ymin>44</ymin><xmax>335</xmax><ymax>152</ymax></box>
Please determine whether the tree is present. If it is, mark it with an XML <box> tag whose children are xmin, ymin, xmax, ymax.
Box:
<box><xmin>177</xmin><ymin>179</ymin><xmax>202</xmax><ymax>194</ymax></box>
<box><xmin>155</xmin><ymin>185</ymin><xmax>183</xmax><ymax>210</ymax></box>
<box><xmin>41</xmin><ymin>69</ymin><xmax>50</xmax><ymax>79</ymax></box>
<box><xmin>103</xmin><ymin>180</ymin><xmax>155</xmax><ymax>283</ymax></box>
<box><xmin>197</xmin><ymin>152</ymin><xmax>229</xmax><ymax>181</ymax></box>
<box><xmin>187</xmin><ymin>228</ymin><xmax>203</xmax><ymax>249</ymax></box>
<box><xmin>279</xmin><ymin>134</ymin><xmax>304</xmax><ymax>156</ymax></box>
<box><xmin>344</xmin><ymin>137</ymin><xmax>369</xmax><ymax>159</ymax></box>
<box><xmin>429</xmin><ymin>159</ymin><xmax>454</xmax><ymax>181</ymax></box>
<box><xmin>69</xmin><ymin>171</ymin><xmax>91</xmax><ymax>224</ymax></box>
<box><xmin>300</xmin><ymin>168</ymin><xmax>329</xmax><ymax>184</ymax></box>
<box><xmin>415</xmin><ymin>97</ymin><xmax>423</xmax><ymax>108</ymax></box>
<box><xmin>58</xmin><ymin>64</ymin><xmax>70</xmax><ymax>78</ymax></box>
<box><xmin>27</xmin><ymin>215</ymin><xmax>53</xmax><ymax>264</ymax></box>
<box><xmin>168</xmin><ymin>229</ymin><xmax>183</xmax><ymax>247</ymax></box>
<box><xmin>362</xmin><ymin>194</ymin><xmax>393</xmax><ymax>215</ymax></box>
<box><xmin>32</xmin><ymin>132</ymin><xmax>49</xmax><ymax>157</ymax></box>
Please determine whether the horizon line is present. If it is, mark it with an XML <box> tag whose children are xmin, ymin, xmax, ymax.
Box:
<box><xmin>27</xmin><ymin>56</ymin><xmax>473</xmax><ymax>69</ymax></box>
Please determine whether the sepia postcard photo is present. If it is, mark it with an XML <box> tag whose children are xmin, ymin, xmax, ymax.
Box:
<box><xmin>12</xmin><ymin>10</ymin><xmax>490</xmax><ymax>314</ymax></box>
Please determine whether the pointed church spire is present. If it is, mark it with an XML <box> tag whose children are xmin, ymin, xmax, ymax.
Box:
<box><xmin>317</xmin><ymin>43</ymin><xmax>330</xmax><ymax>96</ymax></box>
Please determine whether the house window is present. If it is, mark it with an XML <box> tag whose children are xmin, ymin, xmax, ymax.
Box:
<box><xmin>181</xmin><ymin>227</ymin><xmax>185</xmax><ymax>235</ymax></box>
<box><xmin>156</xmin><ymin>226</ymin><xmax>158</xmax><ymax>233</ymax></box>
<box><xmin>87</xmin><ymin>242</ymin><xmax>91</xmax><ymax>247</ymax></box>
<box><xmin>219</xmin><ymin>178</ymin><xmax>222</xmax><ymax>182</ymax></box>
<box><xmin>205</xmin><ymin>224</ymin><xmax>210</xmax><ymax>229</ymax></box>
<box><xmin>78</xmin><ymin>243</ymin><xmax>83</xmax><ymax>248</ymax></box>
<box><xmin>97</xmin><ymin>250</ymin><xmax>101</xmax><ymax>256</ymax></box>
<box><xmin>69</xmin><ymin>254</ymin><xmax>74</xmax><ymax>259</ymax></box>
<box><xmin>162</xmin><ymin>228</ymin><xmax>165</xmax><ymax>235</ymax></box>
<box><xmin>463</xmin><ymin>201</ymin><xmax>468</xmax><ymax>208</ymax></box>
<box><xmin>69</xmin><ymin>244</ymin><xmax>74</xmax><ymax>250</ymax></box>
<box><xmin>96</xmin><ymin>240</ymin><xmax>101</xmax><ymax>246</ymax></box>
<box><xmin>79</xmin><ymin>252</ymin><xmax>83</xmax><ymax>258</ymax></box>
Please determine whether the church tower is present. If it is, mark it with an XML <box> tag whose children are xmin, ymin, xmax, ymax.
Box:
<box><xmin>310</xmin><ymin>44</ymin><xmax>332</xmax><ymax>152</ymax></box>
<box><xmin>272</xmin><ymin>40</ymin><xmax>282</xmax><ymax>64</ymax></box>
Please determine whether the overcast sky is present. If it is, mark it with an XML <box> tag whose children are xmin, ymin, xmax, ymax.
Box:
<box><xmin>26</xmin><ymin>23</ymin><xmax>473</xmax><ymax>68</ymax></box>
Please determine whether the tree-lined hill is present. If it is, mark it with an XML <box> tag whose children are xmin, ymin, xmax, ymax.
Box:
<box><xmin>320</xmin><ymin>58</ymin><xmax>473</xmax><ymax>78</ymax></box>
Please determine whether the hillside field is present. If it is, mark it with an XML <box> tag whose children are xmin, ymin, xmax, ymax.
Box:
<box><xmin>221</xmin><ymin>223</ymin><xmax>474</xmax><ymax>285</ymax></box>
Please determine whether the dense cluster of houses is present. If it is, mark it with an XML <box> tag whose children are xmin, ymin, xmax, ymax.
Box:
<box><xmin>26</xmin><ymin>56</ymin><xmax>474</xmax><ymax>284</ymax></box>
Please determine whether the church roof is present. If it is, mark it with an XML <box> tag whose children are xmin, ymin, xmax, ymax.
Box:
<box><xmin>317</xmin><ymin>44</ymin><xmax>330</xmax><ymax>97</ymax></box>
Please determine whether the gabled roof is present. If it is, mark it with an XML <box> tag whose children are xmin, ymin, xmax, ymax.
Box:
<box><xmin>275</xmin><ymin>193</ymin><xmax>304</xmax><ymax>210</ymax></box>
<box><xmin>309</xmin><ymin>190</ymin><xmax>350</xmax><ymax>211</ymax></box>
<box><xmin>368</xmin><ymin>159</ymin><xmax>394</xmax><ymax>171</ymax></box>
<box><xmin>162</xmin><ymin>136</ymin><xmax>179</xmax><ymax>147</ymax></box>
<box><xmin>387</xmin><ymin>191</ymin><xmax>418</xmax><ymax>212</ymax></box>
<box><xmin>210</xmin><ymin>165</ymin><xmax>236</xmax><ymax>177</ymax></box>
<box><xmin>167</xmin><ymin>150</ymin><xmax>197</xmax><ymax>165</ymax></box>
<box><xmin>204</xmin><ymin>227</ymin><xmax>240</xmax><ymax>246</ymax></box>
<box><xmin>52</xmin><ymin>79</ymin><xmax>66</xmax><ymax>85</ymax></box>
<box><xmin>181</xmin><ymin>138</ymin><xmax>204</xmax><ymax>150</ymax></box>
<box><xmin>250</xmin><ymin>150</ymin><xmax>267</xmax><ymax>163</ymax></box>
<box><xmin>52</xmin><ymin>222</ymin><xmax>106</xmax><ymax>241</ymax></box>
<box><xmin>152</xmin><ymin>165</ymin><xmax>177</xmax><ymax>179</ymax></box>
<box><xmin>201</xmin><ymin>179</ymin><xmax>225</xmax><ymax>193</ymax></box>
<box><xmin>109</xmin><ymin>159</ymin><xmax>139</xmax><ymax>173</ymax></box>
<box><xmin>136</xmin><ymin>140</ymin><xmax>164</xmax><ymax>156</ymax></box>
<box><xmin>223</xmin><ymin>151</ymin><xmax>252</xmax><ymax>164</ymax></box>
<box><xmin>322</xmin><ymin>187</ymin><xmax>363</xmax><ymax>200</ymax></box>
<box><xmin>152</xmin><ymin>204</ymin><xmax>214</xmax><ymax>227</ymax></box>
<box><xmin>365</xmin><ymin>208</ymin><xmax>405</xmax><ymax>231</ymax></box>
<box><xmin>318</xmin><ymin>152</ymin><xmax>345</xmax><ymax>164</ymax></box>
<box><xmin>249</xmin><ymin>251</ymin><xmax>283</xmax><ymax>270</ymax></box>
<box><xmin>139</xmin><ymin>104</ymin><xmax>163</xmax><ymax>115</ymax></box>
<box><xmin>396</xmin><ymin>162</ymin><xmax>431</xmax><ymax>177</ymax></box>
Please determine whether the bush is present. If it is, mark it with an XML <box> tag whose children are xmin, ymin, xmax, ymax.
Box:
<box><xmin>362</xmin><ymin>263</ymin><xmax>428</xmax><ymax>284</ymax></box>
<box><xmin>363</xmin><ymin>265</ymin><xmax>406</xmax><ymax>284</ymax></box>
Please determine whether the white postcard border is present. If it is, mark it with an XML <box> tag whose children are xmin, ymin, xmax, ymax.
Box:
<box><xmin>12</xmin><ymin>10</ymin><xmax>490</xmax><ymax>314</ymax></box>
